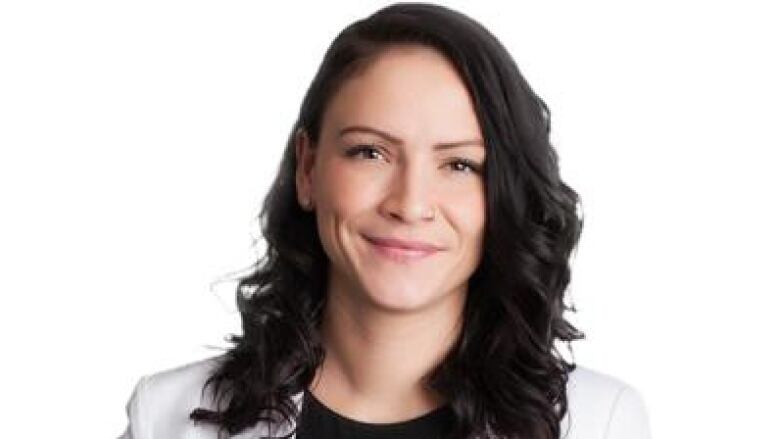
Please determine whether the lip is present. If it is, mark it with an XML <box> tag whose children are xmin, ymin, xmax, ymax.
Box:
<box><xmin>363</xmin><ymin>235</ymin><xmax>442</xmax><ymax>262</ymax></box>
<box><xmin>364</xmin><ymin>235</ymin><xmax>443</xmax><ymax>251</ymax></box>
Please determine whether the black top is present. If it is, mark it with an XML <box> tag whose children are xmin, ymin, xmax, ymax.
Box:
<box><xmin>295</xmin><ymin>389</ymin><xmax>455</xmax><ymax>439</ymax></box>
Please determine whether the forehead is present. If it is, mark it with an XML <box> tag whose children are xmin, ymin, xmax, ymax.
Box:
<box><xmin>322</xmin><ymin>45</ymin><xmax>483</xmax><ymax>143</ymax></box>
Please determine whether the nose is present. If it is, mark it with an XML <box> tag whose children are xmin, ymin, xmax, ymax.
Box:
<box><xmin>379</xmin><ymin>160</ymin><xmax>436</xmax><ymax>223</ymax></box>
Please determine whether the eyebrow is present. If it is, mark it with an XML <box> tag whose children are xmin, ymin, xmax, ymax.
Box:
<box><xmin>339</xmin><ymin>125</ymin><xmax>484</xmax><ymax>150</ymax></box>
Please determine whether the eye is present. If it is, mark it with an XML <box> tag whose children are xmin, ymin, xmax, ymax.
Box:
<box><xmin>446</xmin><ymin>158</ymin><xmax>483</xmax><ymax>175</ymax></box>
<box><xmin>344</xmin><ymin>144</ymin><xmax>384</xmax><ymax>161</ymax></box>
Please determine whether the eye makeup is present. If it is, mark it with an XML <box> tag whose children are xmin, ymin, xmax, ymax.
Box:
<box><xmin>343</xmin><ymin>144</ymin><xmax>483</xmax><ymax>176</ymax></box>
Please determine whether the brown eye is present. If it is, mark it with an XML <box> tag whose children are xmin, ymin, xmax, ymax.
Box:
<box><xmin>447</xmin><ymin>159</ymin><xmax>483</xmax><ymax>175</ymax></box>
<box><xmin>345</xmin><ymin>145</ymin><xmax>384</xmax><ymax>160</ymax></box>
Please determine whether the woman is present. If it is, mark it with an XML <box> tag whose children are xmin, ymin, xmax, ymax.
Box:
<box><xmin>119</xmin><ymin>3</ymin><xmax>650</xmax><ymax>439</ymax></box>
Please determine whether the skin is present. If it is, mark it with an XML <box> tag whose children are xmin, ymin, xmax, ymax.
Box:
<box><xmin>295</xmin><ymin>44</ymin><xmax>486</xmax><ymax>424</ymax></box>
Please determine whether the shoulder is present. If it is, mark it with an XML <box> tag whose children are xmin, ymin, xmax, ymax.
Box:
<box><xmin>562</xmin><ymin>365</ymin><xmax>652</xmax><ymax>439</ymax></box>
<box><xmin>141</xmin><ymin>354</ymin><xmax>225</xmax><ymax>413</ymax></box>
<box><xmin>119</xmin><ymin>354</ymin><xmax>302</xmax><ymax>439</ymax></box>
<box><xmin>120</xmin><ymin>355</ymin><xmax>226</xmax><ymax>439</ymax></box>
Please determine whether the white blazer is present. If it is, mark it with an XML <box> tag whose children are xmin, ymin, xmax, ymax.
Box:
<box><xmin>118</xmin><ymin>355</ymin><xmax>651</xmax><ymax>439</ymax></box>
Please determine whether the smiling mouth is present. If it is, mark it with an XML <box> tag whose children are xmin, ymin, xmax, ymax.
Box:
<box><xmin>363</xmin><ymin>235</ymin><xmax>441</xmax><ymax>263</ymax></box>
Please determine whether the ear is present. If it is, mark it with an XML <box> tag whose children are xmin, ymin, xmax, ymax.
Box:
<box><xmin>294</xmin><ymin>127</ymin><xmax>317</xmax><ymax>210</ymax></box>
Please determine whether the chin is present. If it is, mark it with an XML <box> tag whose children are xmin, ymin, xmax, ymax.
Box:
<box><xmin>360</xmin><ymin>280</ymin><xmax>443</xmax><ymax>312</ymax></box>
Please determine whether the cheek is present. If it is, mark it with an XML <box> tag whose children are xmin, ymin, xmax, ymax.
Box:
<box><xmin>316</xmin><ymin>165</ymin><xmax>382</xmax><ymax>215</ymax></box>
<box><xmin>446</xmin><ymin>186</ymin><xmax>486</xmax><ymax>249</ymax></box>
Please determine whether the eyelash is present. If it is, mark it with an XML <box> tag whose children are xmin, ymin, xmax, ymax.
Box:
<box><xmin>344</xmin><ymin>144</ymin><xmax>483</xmax><ymax>175</ymax></box>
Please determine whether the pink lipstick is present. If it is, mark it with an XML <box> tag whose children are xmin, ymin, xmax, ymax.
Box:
<box><xmin>364</xmin><ymin>235</ymin><xmax>442</xmax><ymax>263</ymax></box>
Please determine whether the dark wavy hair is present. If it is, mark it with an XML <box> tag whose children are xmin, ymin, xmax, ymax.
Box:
<box><xmin>190</xmin><ymin>3</ymin><xmax>585</xmax><ymax>438</ymax></box>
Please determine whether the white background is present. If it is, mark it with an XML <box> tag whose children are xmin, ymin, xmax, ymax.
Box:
<box><xmin>1</xmin><ymin>1</ymin><xmax>778</xmax><ymax>437</ymax></box>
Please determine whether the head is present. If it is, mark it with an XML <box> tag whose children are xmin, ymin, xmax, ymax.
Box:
<box><xmin>294</xmin><ymin>43</ymin><xmax>485</xmax><ymax>315</ymax></box>
<box><xmin>192</xmin><ymin>4</ymin><xmax>584</xmax><ymax>439</ymax></box>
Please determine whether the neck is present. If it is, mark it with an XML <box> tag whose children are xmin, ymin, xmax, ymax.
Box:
<box><xmin>307</xmin><ymin>273</ymin><xmax>465</xmax><ymax>423</ymax></box>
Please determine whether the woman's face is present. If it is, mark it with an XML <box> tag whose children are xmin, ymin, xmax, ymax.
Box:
<box><xmin>296</xmin><ymin>45</ymin><xmax>486</xmax><ymax>313</ymax></box>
